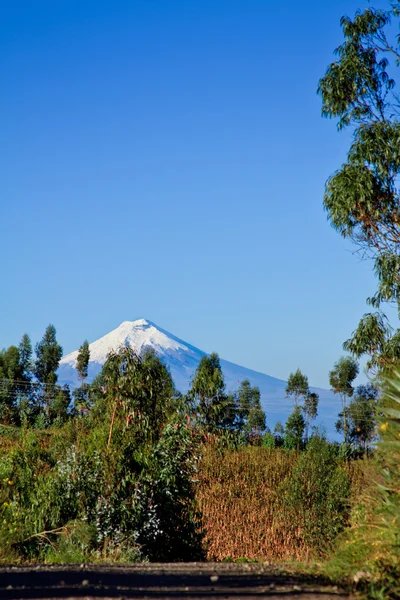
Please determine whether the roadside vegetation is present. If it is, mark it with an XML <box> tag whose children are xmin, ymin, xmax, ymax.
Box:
<box><xmin>1</xmin><ymin>1</ymin><xmax>400</xmax><ymax>598</ymax></box>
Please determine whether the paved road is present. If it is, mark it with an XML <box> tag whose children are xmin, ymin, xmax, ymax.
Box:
<box><xmin>0</xmin><ymin>563</ymin><xmax>352</xmax><ymax>599</ymax></box>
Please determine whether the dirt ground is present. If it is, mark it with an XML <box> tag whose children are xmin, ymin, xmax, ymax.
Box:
<box><xmin>0</xmin><ymin>562</ymin><xmax>353</xmax><ymax>599</ymax></box>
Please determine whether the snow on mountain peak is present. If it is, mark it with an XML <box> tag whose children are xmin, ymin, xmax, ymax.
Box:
<box><xmin>59</xmin><ymin>319</ymin><xmax>190</xmax><ymax>368</ymax></box>
<box><xmin>58</xmin><ymin>318</ymin><xmax>339</xmax><ymax>439</ymax></box>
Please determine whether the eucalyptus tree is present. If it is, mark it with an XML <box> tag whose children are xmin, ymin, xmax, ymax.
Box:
<box><xmin>76</xmin><ymin>340</ymin><xmax>90</xmax><ymax>383</ymax></box>
<box><xmin>329</xmin><ymin>356</ymin><xmax>359</xmax><ymax>443</ymax></box>
<box><xmin>286</xmin><ymin>369</ymin><xmax>309</xmax><ymax>407</ymax></box>
<box><xmin>336</xmin><ymin>383</ymin><xmax>378</xmax><ymax>452</ymax></box>
<box><xmin>237</xmin><ymin>379</ymin><xmax>266</xmax><ymax>438</ymax></box>
<box><xmin>34</xmin><ymin>325</ymin><xmax>63</xmax><ymax>418</ymax></box>
<box><xmin>319</xmin><ymin>4</ymin><xmax>400</xmax><ymax>371</ymax></box>
<box><xmin>73</xmin><ymin>340</ymin><xmax>91</xmax><ymax>413</ymax></box>
<box><xmin>189</xmin><ymin>352</ymin><xmax>228</xmax><ymax>433</ymax></box>
<box><xmin>303</xmin><ymin>391</ymin><xmax>319</xmax><ymax>443</ymax></box>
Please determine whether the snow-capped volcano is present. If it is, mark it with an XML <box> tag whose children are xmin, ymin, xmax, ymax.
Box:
<box><xmin>59</xmin><ymin>319</ymin><xmax>206</xmax><ymax>390</ymax></box>
<box><xmin>61</xmin><ymin>319</ymin><xmax>192</xmax><ymax>366</ymax></box>
<box><xmin>58</xmin><ymin>318</ymin><xmax>338</xmax><ymax>436</ymax></box>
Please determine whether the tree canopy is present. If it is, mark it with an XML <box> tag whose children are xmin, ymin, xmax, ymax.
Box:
<box><xmin>319</xmin><ymin>4</ymin><xmax>400</xmax><ymax>371</ymax></box>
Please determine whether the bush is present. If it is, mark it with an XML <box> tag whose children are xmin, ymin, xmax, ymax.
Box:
<box><xmin>0</xmin><ymin>348</ymin><xmax>204</xmax><ymax>563</ymax></box>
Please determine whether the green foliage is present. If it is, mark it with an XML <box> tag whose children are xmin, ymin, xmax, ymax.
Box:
<box><xmin>319</xmin><ymin>4</ymin><xmax>400</xmax><ymax>370</ymax></box>
<box><xmin>101</xmin><ymin>345</ymin><xmax>176</xmax><ymax>443</ymax></box>
<box><xmin>237</xmin><ymin>380</ymin><xmax>266</xmax><ymax>439</ymax></box>
<box><xmin>18</xmin><ymin>334</ymin><xmax>33</xmax><ymax>384</ymax></box>
<box><xmin>76</xmin><ymin>340</ymin><xmax>90</xmax><ymax>382</ymax></box>
<box><xmin>284</xmin><ymin>406</ymin><xmax>305</xmax><ymax>450</ymax></box>
<box><xmin>321</xmin><ymin>370</ymin><xmax>400</xmax><ymax>598</ymax></box>
<box><xmin>34</xmin><ymin>325</ymin><xmax>63</xmax><ymax>386</ymax></box>
<box><xmin>0</xmin><ymin>346</ymin><xmax>21</xmax><ymax>424</ymax></box>
<box><xmin>189</xmin><ymin>353</ymin><xmax>229</xmax><ymax>433</ymax></box>
<box><xmin>303</xmin><ymin>391</ymin><xmax>319</xmax><ymax>442</ymax></box>
<box><xmin>280</xmin><ymin>437</ymin><xmax>352</xmax><ymax>555</ymax></box>
<box><xmin>377</xmin><ymin>372</ymin><xmax>400</xmax><ymax>552</ymax></box>
<box><xmin>286</xmin><ymin>369</ymin><xmax>309</xmax><ymax>407</ymax></box>
<box><xmin>329</xmin><ymin>356</ymin><xmax>359</xmax><ymax>443</ymax></box>
<box><xmin>274</xmin><ymin>421</ymin><xmax>284</xmax><ymax>446</ymax></box>
<box><xmin>285</xmin><ymin>370</ymin><xmax>318</xmax><ymax>442</ymax></box>
<box><xmin>336</xmin><ymin>383</ymin><xmax>378</xmax><ymax>452</ymax></box>
<box><xmin>51</xmin><ymin>385</ymin><xmax>72</xmax><ymax>426</ymax></box>
<box><xmin>261</xmin><ymin>431</ymin><xmax>275</xmax><ymax>448</ymax></box>
<box><xmin>343</xmin><ymin>312</ymin><xmax>400</xmax><ymax>372</ymax></box>
<box><xmin>0</xmin><ymin>345</ymin><xmax>204</xmax><ymax>563</ymax></box>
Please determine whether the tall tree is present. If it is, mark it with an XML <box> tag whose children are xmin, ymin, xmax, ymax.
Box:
<box><xmin>52</xmin><ymin>384</ymin><xmax>72</xmax><ymax>425</ymax></box>
<box><xmin>76</xmin><ymin>340</ymin><xmax>90</xmax><ymax>383</ymax></box>
<box><xmin>101</xmin><ymin>345</ymin><xmax>176</xmax><ymax>445</ymax></box>
<box><xmin>34</xmin><ymin>325</ymin><xmax>63</xmax><ymax>386</ymax></box>
<box><xmin>34</xmin><ymin>325</ymin><xmax>63</xmax><ymax>417</ymax></box>
<box><xmin>318</xmin><ymin>5</ymin><xmax>400</xmax><ymax>371</ymax></box>
<box><xmin>246</xmin><ymin>385</ymin><xmax>266</xmax><ymax>435</ymax></box>
<box><xmin>18</xmin><ymin>334</ymin><xmax>33</xmax><ymax>384</ymax></box>
<box><xmin>0</xmin><ymin>345</ymin><xmax>21</xmax><ymax>423</ymax></box>
<box><xmin>329</xmin><ymin>356</ymin><xmax>359</xmax><ymax>443</ymax></box>
<box><xmin>284</xmin><ymin>406</ymin><xmax>305</xmax><ymax>450</ymax></box>
<box><xmin>237</xmin><ymin>380</ymin><xmax>266</xmax><ymax>439</ymax></box>
<box><xmin>189</xmin><ymin>353</ymin><xmax>227</xmax><ymax>432</ymax></box>
<box><xmin>336</xmin><ymin>383</ymin><xmax>378</xmax><ymax>452</ymax></box>
<box><xmin>74</xmin><ymin>340</ymin><xmax>91</xmax><ymax>413</ymax></box>
<box><xmin>302</xmin><ymin>391</ymin><xmax>319</xmax><ymax>442</ymax></box>
<box><xmin>274</xmin><ymin>421</ymin><xmax>284</xmax><ymax>446</ymax></box>
<box><xmin>17</xmin><ymin>333</ymin><xmax>35</xmax><ymax>424</ymax></box>
<box><xmin>286</xmin><ymin>369</ymin><xmax>309</xmax><ymax>407</ymax></box>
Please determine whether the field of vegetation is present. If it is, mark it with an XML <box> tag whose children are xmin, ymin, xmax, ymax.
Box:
<box><xmin>0</xmin><ymin>329</ymin><xmax>399</xmax><ymax>598</ymax></box>
<box><xmin>3</xmin><ymin>3</ymin><xmax>400</xmax><ymax>598</ymax></box>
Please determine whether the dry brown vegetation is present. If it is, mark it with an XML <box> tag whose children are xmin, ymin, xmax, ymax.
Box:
<box><xmin>196</xmin><ymin>444</ymin><xmax>365</xmax><ymax>562</ymax></box>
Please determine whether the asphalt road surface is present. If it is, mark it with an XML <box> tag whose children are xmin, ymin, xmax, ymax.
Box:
<box><xmin>0</xmin><ymin>563</ymin><xmax>353</xmax><ymax>599</ymax></box>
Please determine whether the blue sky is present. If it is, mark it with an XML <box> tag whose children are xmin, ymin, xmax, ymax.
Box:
<box><xmin>1</xmin><ymin>0</ymin><xmax>395</xmax><ymax>388</ymax></box>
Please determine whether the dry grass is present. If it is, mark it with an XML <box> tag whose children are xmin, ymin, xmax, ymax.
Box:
<box><xmin>196</xmin><ymin>445</ymin><xmax>365</xmax><ymax>562</ymax></box>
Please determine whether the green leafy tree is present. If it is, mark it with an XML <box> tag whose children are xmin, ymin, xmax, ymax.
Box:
<box><xmin>76</xmin><ymin>340</ymin><xmax>90</xmax><ymax>383</ymax></box>
<box><xmin>329</xmin><ymin>356</ymin><xmax>359</xmax><ymax>443</ymax></box>
<box><xmin>52</xmin><ymin>384</ymin><xmax>71</xmax><ymax>426</ymax></box>
<box><xmin>0</xmin><ymin>335</ymin><xmax>35</xmax><ymax>425</ymax></box>
<box><xmin>34</xmin><ymin>325</ymin><xmax>63</xmax><ymax>386</ymax></box>
<box><xmin>17</xmin><ymin>333</ymin><xmax>36</xmax><ymax>423</ymax></box>
<box><xmin>34</xmin><ymin>325</ymin><xmax>63</xmax><ymax>419</ymax></box>
<box><xmin>286</xmin><ymin>369</ymin><xmax>309</xmax><ymax>407</ymax></box>
<box><xmin>284</xmin><ymin>406</ymin><xmax>305</xmax><ymax>450</ymax></box>
<box><xmin>189</xmin><ymin>353</ymin><xmax>228</xmax><ymax>433</ymax></box>
<box><xmin>246</xmin><ymin>385</ymin><xmax>266</xmax><ymax>436</ymax></box>
<box><xmin>236</xmin><ymin>379</ymin><xmax>266</xmax><ymax>439</ymax></box>
<box><xmin>286</xmin><ymin>369</ymin><xmax>317</xmax><ymax>443</ymax></box>
<box><xmin>18</xmin><ymin>334</ymin><xmax>33</xmax><ymax>384</ymax></box>
<box><xmin>237</xmin><ymin>379</ymin><xmax>252</xmax><ymax>422</ymax></box>
<box><xmin>303</xmin><ymin>391</ymin><xmax>319</xmax><ymax>443</ymax></box>
<box><xmin>336</xmin><ymin>383</ymin><xmax>378</xmax><ymax>452</ymax></box>
<box><xmin>0</xmin><ymin>345</ymin><xmax>21</xmax><ymax>423</ymax></box>
<box><xmin>74</xmin><ymin>340</ymin><xmax>91</xmax><ymax>414</ymax></box>
<box><xmin>319</xmin><ymin>5</ymin><xmax>400</xmax><ymax>371</ymax></box>
<box><xmin>274</xmin><ymin>421</ymin><xmax>284</xmax><ymax>446</ymax></box>
<box><xmin>101</xmin><ymin>345</ymin><xmax>176</xmax><ymax>445</ymax></box>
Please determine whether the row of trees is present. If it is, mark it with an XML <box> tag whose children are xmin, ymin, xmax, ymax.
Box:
<box><xmin>0</xmin><ymin>326</ymin><xmax>267</xmax><ymax>441</ymax></box>
<box><xmin>284</xmin><ymin>360</ymin><xmax>379</xmax><ymax>453</ymax></box>
<box><xmin>0</xmin><ymin>326</ymin><xmax>91</xmax><ymax>428</ymax></box>
<box><xmin>0</xmin><ymin>330</ymin><xmax>379</xmax><ymax>452</ymax></box>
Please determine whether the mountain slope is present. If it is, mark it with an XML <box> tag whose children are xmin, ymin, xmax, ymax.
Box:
<box><xmin>58</xmin><ymin>319</ymin><xmax>338</xmax><ymax>436</ymax></box>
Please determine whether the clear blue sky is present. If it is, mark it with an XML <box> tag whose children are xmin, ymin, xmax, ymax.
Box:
<box><xmin>1</xmin><ymin>0</ymin><xmax>394</xmax><ymax>388</ymax></box>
